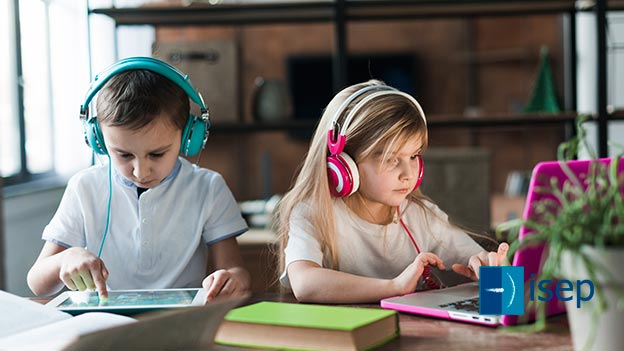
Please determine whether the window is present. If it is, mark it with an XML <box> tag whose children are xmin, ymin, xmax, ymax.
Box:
<box><xmin>1</xmin><ymin>0</ymin><xmax>93</xmax><ymax>186</ymax></box>
<box><xmin>1</xmin><ymin>0</ymin><xmax>156</xmax><ymax>188</ymax></box>
<box><xmin>0</xmin><ymin>0</ymin><xmax>20</xmax><ymax>179</ymax></box>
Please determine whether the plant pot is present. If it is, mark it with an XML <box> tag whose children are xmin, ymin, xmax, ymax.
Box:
<box><xmin>560</xmin><ymin>246</ymin><xmax>624</xmax><ymax>351</ymax></box>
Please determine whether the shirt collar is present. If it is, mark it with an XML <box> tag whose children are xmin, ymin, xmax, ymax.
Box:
<box><xmin>114</xmin><ymin>157</ymin><xmax>182</xmax><ymax>189</ymax></box>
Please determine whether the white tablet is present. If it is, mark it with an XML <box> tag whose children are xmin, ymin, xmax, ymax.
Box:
<box><xmin>46</xmin><ymin>288</ymin><xmax>207</xmax><ymax>315</ymax></box>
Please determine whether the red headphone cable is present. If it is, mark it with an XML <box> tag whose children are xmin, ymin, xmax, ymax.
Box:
<box><xmin>397</xmin><ymin>207</ymin><xmax>442</xmax><ymax>290</ymax></box>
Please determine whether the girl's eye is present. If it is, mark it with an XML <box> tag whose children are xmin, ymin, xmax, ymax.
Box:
<box><xmin>119</xmin><ymin>153</ymin><xmax>133</xmax><ymax>159</ymax></box>
<box><xmin>410</xmin><ymin>154</ymin><xmax>420</xmax><ymax>160</ymax></box>
<box><xmin>382</xmin><ymin>158</ymin><xmax>399</xmax><ymax>170</ymax></box>
<box><xmin>150</xmin><ymin>153</ymin><xmax>165</xmax><ymax>158</ymax></box>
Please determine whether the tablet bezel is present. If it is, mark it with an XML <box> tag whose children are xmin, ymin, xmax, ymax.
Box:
<box><xmin>46</xmin><ymin>288</ymin><xmax>207</xmax><ymax>315</ymax></box>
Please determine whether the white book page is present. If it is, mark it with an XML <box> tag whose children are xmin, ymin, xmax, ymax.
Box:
<box><xmin>0</xmin><ymin>290</ymin><xmax>70</xmax><ymax>338</ymax></box>
<box><xmin>0</xmin><ymin>290</ymin><xmax>135</xmax><ymax>350</ymax></box>
<box><xmin>0</xmin><ymin>312</ymin><xmax>136</xmax><ymax>351</ymax></box>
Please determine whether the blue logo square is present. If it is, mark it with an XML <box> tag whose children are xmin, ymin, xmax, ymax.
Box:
<box><xmin>479</xmin><ymin>266</ymin><xmax>524</xmax><ymax>315</ymax></box>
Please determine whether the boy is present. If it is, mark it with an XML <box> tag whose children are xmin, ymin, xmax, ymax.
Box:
<box><xmin>27</xmin><ymin>58</ymin><xmax>250</xmax><ymax>301</ymax></box>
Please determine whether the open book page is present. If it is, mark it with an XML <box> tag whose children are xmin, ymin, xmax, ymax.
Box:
<box><xmin>0</xmin><ymin>290</ymin><xmax>71</xmax><ymax>338</ymax></box>
<box><xmin>0</xmin><ymin>312</ymin><xmax>136</xmax><ymax>351</ymax></box>
<box><xmin>0</xmin><ymin>290</ymin><xmax>245</xmax><ymax>351</ymax></box>
<box><xmin>62</xmin><ymin>295</ymin><xmax>247</xmax><ymax>351</ymax></box>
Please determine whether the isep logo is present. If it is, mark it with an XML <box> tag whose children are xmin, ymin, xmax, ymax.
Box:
<box><xmin>479</xmin><ymin>266</ymin><xmax>524</xmax><ymax>315</ymax></box>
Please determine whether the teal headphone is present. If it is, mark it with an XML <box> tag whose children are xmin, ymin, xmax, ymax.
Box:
<box><xmin>79</xmin><ymin>56</ymin><xmax>211</xmax><ymax>156</ymax></box>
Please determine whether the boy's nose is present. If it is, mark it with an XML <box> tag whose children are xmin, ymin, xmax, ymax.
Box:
<box><xmin>133</xmin><ymin>159</ymin><xmax>151</xmax><ymax>180</ymax></box>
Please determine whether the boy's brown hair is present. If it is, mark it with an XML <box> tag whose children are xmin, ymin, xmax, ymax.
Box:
<box><xmin>95</xmin><ymin>70</ymin><xmax>190</xmax><ymax>131</ymax></box>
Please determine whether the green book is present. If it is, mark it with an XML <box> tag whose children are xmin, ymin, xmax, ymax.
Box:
<box><xmin>215</xmin><ymin>301</ymin><xmax>399</xmax><ymax>351</ymax></box>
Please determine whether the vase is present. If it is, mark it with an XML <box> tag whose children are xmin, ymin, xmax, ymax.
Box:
<box><xmin>560</xmin><ymin>246</ymin><xmax>624</xmax><ymax>351</ymax></box>
<box><xmin>252</xmin><ymin>77</ymin><xmax>290</xmax><ymax>123</ymax></box>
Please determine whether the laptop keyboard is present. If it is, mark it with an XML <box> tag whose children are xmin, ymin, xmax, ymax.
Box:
<box><xmin>439</xmin><ymin>297</ymin><xmax>479</xmax><ymax>312</ymax></box>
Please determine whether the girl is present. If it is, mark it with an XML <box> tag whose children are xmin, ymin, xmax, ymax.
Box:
<box><xmin>276</xmin><ymin>80</ymin><xmax>508</xmax><ymax>303</ymax></box>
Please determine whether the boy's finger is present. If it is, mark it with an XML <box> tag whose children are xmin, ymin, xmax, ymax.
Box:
<box><xmin>71</xmin><ymin>275</ymin><xmax>87</xmax><ymax>291</ymax></box>
<box><xmin>80</xmin><ymin>272</ymin><xmax>97</xmax><ymax>291</ymax></box>
<box><xmin>92</xmin><ymin>272</ymin><xmax>108</xmax><ymax>299</ymax></box>
<box><xmin>206</xmin><ymin>279</ymin><xmax>225</xmax><ymax>302</ymax></box>
<box><xmin>102</xmin><ymin>265</ymin><xmax>109</xmax><ymax>280</ymax></box>
<box><xmin>63</xmin><ymin>276</ymin><xmax>77</xmax><ymax>291</ymax></box>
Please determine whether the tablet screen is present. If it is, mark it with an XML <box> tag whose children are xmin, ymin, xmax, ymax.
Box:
<box><xmin>57</xmin><ymin>290</ymin><xmax>199</xmax><ymax>308</ymax></box>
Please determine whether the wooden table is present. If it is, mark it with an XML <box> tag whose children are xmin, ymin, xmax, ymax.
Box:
<box><xmin>32</xmin><ymin>292</ymin><xmax>572</xmax><ymax>351</ymax></box>
<box><xmin>216</xmin><ymin>293</ymin><xmax>573</xmax><ymax>351</ymax></box>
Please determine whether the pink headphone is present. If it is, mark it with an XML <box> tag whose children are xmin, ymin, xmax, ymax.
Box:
<box><xmin>327</xmin><ymin>85</ymin><xmax>427</xmax><ymax>197</ymax></box>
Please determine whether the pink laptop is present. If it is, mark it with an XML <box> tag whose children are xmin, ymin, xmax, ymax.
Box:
<box><xmin>381</xmin><ymin>157</ymin><xmax>623</xmax><ymax>327</ymax></box>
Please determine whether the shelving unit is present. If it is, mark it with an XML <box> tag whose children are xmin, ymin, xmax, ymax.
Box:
<box><xmin>90</xmin><ymin>0</ymin><xmax>592</xmax><ymax>135</ymax></box>
<box><xmin>207</xmin><ymin>112</ymin><xmax>581</xmax><ymax>134</ymax></box>
<box><xmin>89</xmin><ymin>0</ymin><xmax>618</xmax><ymax>205</ymax></box>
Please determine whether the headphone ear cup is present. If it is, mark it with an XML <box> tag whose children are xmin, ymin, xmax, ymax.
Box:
<box><xmin>83</xmin><ymin>118</ymin><xmax>108</xmax><ymax>155</ymax></box>
<box><xmin>327</xmin><ymin>152</ymin><xmax>359</xmax><ymax>197</ymax></box>
<box><xmin>180</xmin><ymin>115</ymin><xmax>208</xmax><ymax>157</ymax></box>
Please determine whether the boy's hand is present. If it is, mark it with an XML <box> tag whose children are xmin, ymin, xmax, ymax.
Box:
<box><xmin>59</xmin><ymin>247</ymin><xmax>109</xmax><ymax>298</ymax></box>
<box><xmin>202</xmin><ymin>269</ymin><xmax>246</xmax><ymax>303</ymax></box>
<box><xmin>452</xmin><ymin>243</ymin><xmax>510</xmax><ymax>280</ymax></box>
<box><xmin>391</xmin><ymin>252</ymin><xmax>446</xmax><ymax>296</ymax></box>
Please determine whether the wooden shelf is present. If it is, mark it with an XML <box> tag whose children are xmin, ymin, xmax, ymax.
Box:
<box><xmin>90</xmin><ymin>2</ymin><xmax>335</xmax><ymax>26</ymax></box>
<box><xmin>211</xmin><ymin>120</ymin><xmax>318</xmax><ymax>133</ymax></box>
<box><xmin>209</xmin><ymin>112</ymin><xmax>578</xmax><ymax>134</ymax></box>
<box><xmin>91</xmin><ymin>1</ymin><xmax>577</xmax><ymax>27</ymax></box>
<box><xmin>346</xmin><ymin>0</ymin><xmax>576</xmax><ymax>21</ymax></box>
<box><xmin>427</xmin><ymin>112</ymin><xmax>578</xmax><ymax>128</ymax></box>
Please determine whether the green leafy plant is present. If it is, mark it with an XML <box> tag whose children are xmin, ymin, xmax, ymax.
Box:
<box><xmin>496</xmin><ymin>115</ymin><xmax>624</xmax><ymax>338</ymax></box>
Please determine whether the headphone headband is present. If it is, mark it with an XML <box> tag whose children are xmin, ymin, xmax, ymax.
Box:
<box><xmin>328</xmin><ymin>85</ymin><xmax>426</xmax><ymax>156</ymax></box>
<box><xmin>79</xmin><ymin>57</ymin><xmax>211</xmax><ymax>157</ymax></box>
<box><xmin>80</xmin><ymin>57</ymin><xmax>208</xmax><ymax>121</ymax></box>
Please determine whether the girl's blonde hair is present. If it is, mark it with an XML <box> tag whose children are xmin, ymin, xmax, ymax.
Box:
<box><xmin>275</xmin><ymin>79</ymin><xmax>433</xmax><ymax>276</ymax></box>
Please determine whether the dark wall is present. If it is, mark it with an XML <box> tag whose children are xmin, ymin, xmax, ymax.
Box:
<box><xmin>156</xmin><ymin>15</ymin><xmax>565</xmax><ymax>201</ymax></box>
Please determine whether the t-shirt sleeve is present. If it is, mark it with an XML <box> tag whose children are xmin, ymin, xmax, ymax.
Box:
<box><xmin>201</xmin><ymin>174</ymin><xmax>248</xmax><ymax>245</ymax></box>
<box><xmin>279</xmin><ymin>204</ymin><xmax>324</xmax><ymax>289</ymax></box>
<box><xmin>42</xmin><ymin>176</ymin><xmax>86</xmax><ymax>248</ymax></box>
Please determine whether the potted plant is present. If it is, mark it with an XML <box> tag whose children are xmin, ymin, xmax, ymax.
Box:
<box><xmin>497</xmin><ymin>116</ymin><xmax>624</xmax><ymax>351</ymax></box>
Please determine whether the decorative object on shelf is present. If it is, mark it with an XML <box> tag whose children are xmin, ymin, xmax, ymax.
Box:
<box><xmin>504</xmin><ymin>170</ymin><xmax>531</xmax><ymax>196</ymax></box>
<box><xmin>523</xmin><ymin>46</ymin><xmax>560</xmax><ymax>113</ymax></box>
<box><xmin>497</xmin><ymin>116</ymin><xmax>624</xmax><ymax>351</ymax></box>
<box><xmin>252</xmin><ymin>77</ymin><xmax>290</xmax><ymax>123</ymax></box>
<box><xmin>153</xmin><ymin>40</ymin><xmax>239</xmax><ymax>124</ymax></box>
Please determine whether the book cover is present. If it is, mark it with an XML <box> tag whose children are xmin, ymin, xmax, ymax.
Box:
<box><xmin>215</xmin><ymin>301</ymin><xmax>399</xmax><ymax>351</ymax></box>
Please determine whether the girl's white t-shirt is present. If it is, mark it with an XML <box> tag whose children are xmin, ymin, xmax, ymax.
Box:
<box><xmin>280</xmin><ymin>199</ymin><xmax>484</xmax><ymax>289</ymax></box>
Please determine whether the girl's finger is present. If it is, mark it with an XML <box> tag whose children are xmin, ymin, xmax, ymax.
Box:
<box><xmin>498</xmin><ymin>243</ymin><xmax>510</xmax><ymax>255</ymax></box>
<box><xmin>468</xmin><ymin>256</ymin><xmax>483</xmax><ymax>279</ymax></box>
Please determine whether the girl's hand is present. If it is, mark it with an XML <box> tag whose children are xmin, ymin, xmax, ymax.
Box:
<box><xmin>392</xmin><ymin>252</ymin><xmax>445</xmax><ymax>296</ymax></box>
<box><xmin>59</xmin><ymin>247</ymin><xmax>109</xmax><ymax>298</ymax></box>
<box><xmin>202</xmin><ymin>269</ymin><xmax>246</xmax><ymax>302</ymax></box>
<box><xmin>452</xmin><ymin>242</ymin><xmax>510</xmax><ymax>280</ymax></box>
